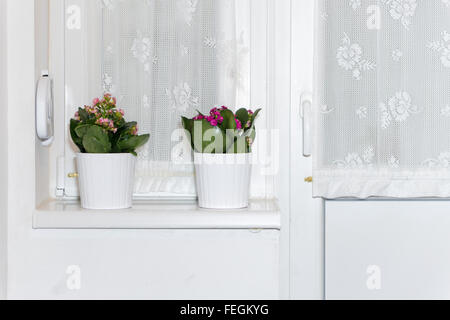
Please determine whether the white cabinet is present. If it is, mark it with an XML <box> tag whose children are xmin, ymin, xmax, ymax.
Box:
<box><xmin>9</xmin><ymin>229</ymin><xmax>279</xmax><ymax>300</ymax></box>
<box><xmin>6</xmin><ymin>200</ymin><xmax>280</xmax><ymax>300</ymax></box>
<box><xmin>326</xmin><ymin>201</ymin><xmax>450</xmax><ymax>300</ymax></box>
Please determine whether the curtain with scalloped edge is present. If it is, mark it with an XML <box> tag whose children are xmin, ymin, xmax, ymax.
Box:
<box><xmin>101</xmin><ymin>0</ymin><xmax>249</xmax><ymax>195</ymax></box>
<box><xmin>314</xmin><ymin>0</ymin><xmax>450</xmax><ymax>199</ymax></box>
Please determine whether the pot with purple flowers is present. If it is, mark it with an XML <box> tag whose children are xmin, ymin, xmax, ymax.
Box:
<box><xmin>182</xmin><ymin>107</ymin><xmax>261</xmax><ymax>209</ymax></box>
<box><xmin>70</xmin><ymin>94</ymin><xmax>149</xmax><ymax>210</ymax></box>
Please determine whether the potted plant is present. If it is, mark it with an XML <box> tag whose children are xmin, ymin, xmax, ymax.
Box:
<box><xmin>70</xmin><ymin>94</ymin><xmax>150</xmax><ymax>210</ymax></box>
<box><xmin>182</xmin><ymin>107</ymin><xmax>261</xmax><ymax>209</ymax></box>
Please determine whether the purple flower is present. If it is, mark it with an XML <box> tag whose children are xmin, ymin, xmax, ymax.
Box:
<box><xmin>193</xmin><ymin>115</ymin><xmax>205</xmax><ymax>121</ymax></box>
<box><xmin>235</xmin><ymin>118</ymin><xmax>242</xmax><ymax>130</ymax></box>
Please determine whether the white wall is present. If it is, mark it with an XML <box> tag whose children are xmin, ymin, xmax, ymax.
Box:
<box><xmin>6</xmin><ymin>0</ymin><xmax>37</xmax><ymax>299</ymax></box>
<box><xmin>0</xmin><ymin>0</ymin><xmax>9</xmax><ymax>300</ymax></box>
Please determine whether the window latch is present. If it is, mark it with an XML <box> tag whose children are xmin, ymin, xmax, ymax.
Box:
<box><xmin>36</xmin><ymin>70</ymin><xmax>54</xmax><ymax>146</ymax></box>
<box><xmin>300</xmin><ymin>92</ymin><xmax>313</xmax><ymax>157</ymax></box>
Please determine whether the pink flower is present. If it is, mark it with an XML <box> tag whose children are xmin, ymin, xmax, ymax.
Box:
<box><xmin>112</xmin><ymin>97</ymin><xmax>117</xmax><ymax>105</ymax></box>
<box><xmin>210</xmin><ymin>119</ymin><xmax>218</xmax><ymax>126</ymax></box>
<box><xmin>130</xmin><ymin>125</ymin><xmax>139</xmax><ymax>136</ymax></box>
<box><xmin>193</xmin><ymin>115</ymin><xmax>205</xmax><ymax>121</ymax></box>
<box><xmin>93</xmin><ymin>98</ymin><xmax>100</xmax><ymax>106</ymax></box>
<box><xmin>235</xmin><ymin>118</ymin><xmax>242</xmax><ymax>130</ymax></box>
<box><xmin>248</xmin><ymin>110</ymin><xmax>254</xmax><ymax>115</ymax></box>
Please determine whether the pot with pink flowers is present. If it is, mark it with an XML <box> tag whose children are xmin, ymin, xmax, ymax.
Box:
<box><xmin>70</xmin><ymin>94</ymin><xmax>150</xmax><ymax>210</ymax></box>
<box><xmin>182</xmin><ymin>107</ymin><xmax>261</xmax><ymax>209</ymax></box>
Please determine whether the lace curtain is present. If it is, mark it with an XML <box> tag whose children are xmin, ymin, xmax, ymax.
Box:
<box><xmin>101</xmin><ymin>0</ymin><xmax>248</xmax><ymax>195</ymax></box>
<box><xmin>314</xmin><ymin>0</ymin><xmax>450</xmax><ymax>199</ymax></box>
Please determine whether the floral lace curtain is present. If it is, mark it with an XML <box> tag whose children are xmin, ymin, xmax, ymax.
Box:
<box><xmin>101</xmin><ymin>0</ymin><xmax>247</xmax><ymax>195</ymax></box>
<box><xmin>314</xmin><ymin>0</ymin><xmax>450</xmax><ymax>198</ymax></box>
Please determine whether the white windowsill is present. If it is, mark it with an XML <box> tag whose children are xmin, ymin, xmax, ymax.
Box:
<box><xmin>33</xmin><ymin>199</ymin><xmax>281</xmax><ymax>230</ymax></box>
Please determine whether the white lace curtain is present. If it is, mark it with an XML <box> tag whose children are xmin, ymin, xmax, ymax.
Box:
<box><xmin>101</xmin><ymin>0</ymin><xmax>248</xmax><ymax>195</ymax></box>
<box><xmin>314</xmin><ymin>0</ymin><xmax>450</xmax><ymax>199</ymax></box>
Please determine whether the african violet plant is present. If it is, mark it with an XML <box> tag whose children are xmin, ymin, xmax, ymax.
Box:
<box><xmin>182</xmin><ymin>107</ymin><xmax>261</xmax><ymax>154</ymax></box>
<box><xmin>70</xmin><ymin>94</ymin><xmax>150</xmax><ymax>155</ymax></box>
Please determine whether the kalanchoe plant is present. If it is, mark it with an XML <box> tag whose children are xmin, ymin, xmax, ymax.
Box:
<box><xmin>70</xmin><ymin>94</ymin><xmax>150</xmax><ymax>156</ymax></box>
<box><xmin>182</xmin><ymin>107</ymin><xmax>261</xmax><ymax>154</ymax></box>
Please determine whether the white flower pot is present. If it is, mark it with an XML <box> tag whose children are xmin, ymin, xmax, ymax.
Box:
<box><xmin>76</xmin><ymin>153</ymin><xmax>136</xmax><ymax>210</ymax></box>
<box><xmin>194</xmin><ymin>153</ymin><xmax>252</xmax><ymax>209</ymax></box>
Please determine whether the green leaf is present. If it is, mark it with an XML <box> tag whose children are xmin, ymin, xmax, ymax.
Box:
<box><xmin>236</xmin><ymin>108</ymin><xmax>250</xmax><ymax>126</ymax></box>
<box><xmin>75</xmin><ymin>124</ymin><xmax>93</xmax><ymax>139</ymax></box>
<box><xmin>248</xmin><ymin>126</ymin><xmax>257</xmax><ymax>153</ymax></box>
<box><xmin>181</xmin><ymin>117</ymin><xmax>194</xmax><ymax>133</ymax></box>
<box><xmin>78</xmin><ymin>108</ymin><xmax>90</xmax><ymax>122</ymax></box>
<box><xmin>117</xmin><ymin>134</ymin><xmax>150</xmax><ymax>153</ymax></box>
<box><xmin>181</xmin><ymin>117</ymin><xmax>195</xmax><ymax>150</ymax></box>
<box><xmin>122</xmin><ymin>121</ymin><xmax>137</xmax><ymax>130</ymax></box>
<box><xmin>245</xmin><ymin>108</ymin><xmax>262</xmax><ymax>133</ymax></box>
<box><xmin>111</xmin><ymin>122</ymin><xmax>137</xmax><ymax>149</ymax></box>
<box><xmin>228</xmin><ymin>125</ymin><xmax>257</xmax><ymax>154</ymax></box>
<box><xmin>228</xmin><ymin>135</ymin><xmax>250</xmax><ymax>154</ymax></box>
<box><xmin>70</xmin><ymin>119</ymin><xmax>85</xmax><ymax>152</ymax></box>
<box><xmin>192</xmin><ymin>120</ymin><xmax>227</xmax><ymax>154</ymax></box>
<box><xmin>82</xmin><ymin>126</ymin><xmax>112</xmax><ymax>153</ymax></box>
<box><xmin>253</xmin><ymin>108</ymin><xmax>262</xmax><ymax>120</ymax></box>
<box><xmin>219</xmin><ymin>109</ymin><xmax>237</xmax><ymax>131</ymax></box>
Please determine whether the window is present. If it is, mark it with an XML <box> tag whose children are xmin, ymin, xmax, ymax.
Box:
<box><xmin>53</xmin><ymin>0</ymin><xmax>276</xmax><ymax>200</ymax></box>
<box><xmin>314</xmin><ymin>0</ymin><xmax>450</xmax><ymax>199</ymax></box>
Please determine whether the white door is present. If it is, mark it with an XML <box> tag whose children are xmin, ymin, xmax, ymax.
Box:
<box><xmin>315</xmin><ymin>0</ymin><xmax>450</xmax><ymax>300</ymax></box>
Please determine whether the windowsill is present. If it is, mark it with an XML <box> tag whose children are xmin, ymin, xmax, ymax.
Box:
<box><xmin>33</xmin><ymin>199</ymin><xmax>281</xmax><ymax>230</ymax></box>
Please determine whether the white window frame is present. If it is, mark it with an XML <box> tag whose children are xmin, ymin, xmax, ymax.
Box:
<box><xmin>48</xmin><ymin>0</ymin><xmax>277</xmax><ymax>201</ymax></box>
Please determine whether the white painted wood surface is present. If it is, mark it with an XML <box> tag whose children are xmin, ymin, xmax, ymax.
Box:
<box><xmin>34</xmin><ymin>199</ymin><xmax>281</xmax><ymax>230</ymax></box>
<box><xmin>0</xmin><ymin>0</ymin><xmax>8</xmax><ymax>300</ymax></box>
<box><xmin>9</xmin><ymin>229</ymin><xmax>280</xmax><ymax>300</ymax></box>
<box><xmin>289</xmin><ymin>0</ymin><xmax>325</xmax><ymax>300</ymax></box>
<box><xmin>326</xmin><ymin>200</ymin><xmax>450</xmax><ymax>300</ymax></box>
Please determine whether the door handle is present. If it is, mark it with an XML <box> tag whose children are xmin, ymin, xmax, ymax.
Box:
<box><xmin>300</xmin><ymin>92</ymin><xmax>313</xmax><ymax>157</ymax></box>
